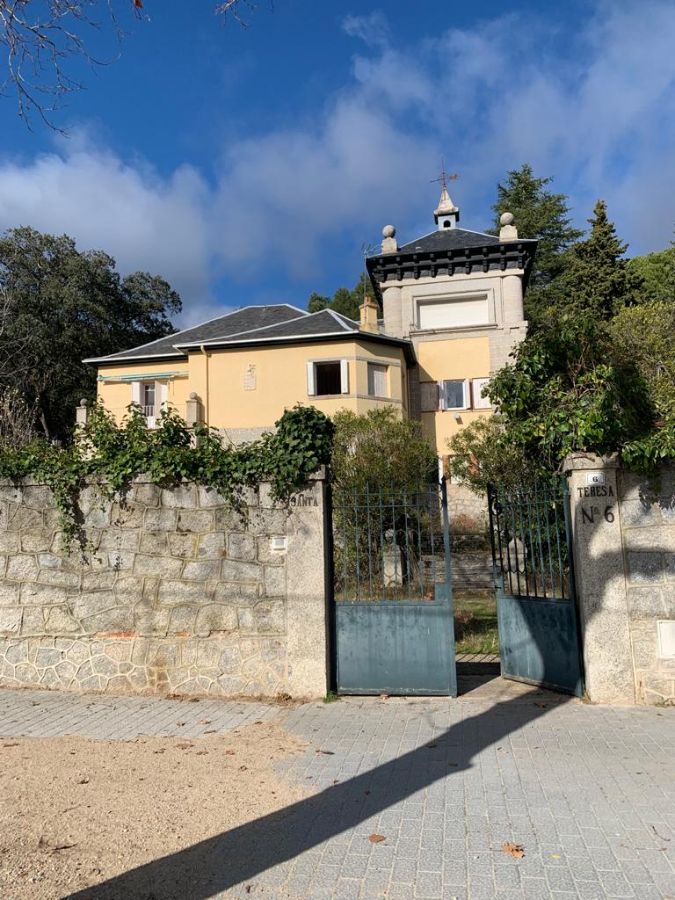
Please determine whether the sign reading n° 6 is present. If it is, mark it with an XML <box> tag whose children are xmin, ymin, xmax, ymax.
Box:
<box><xmin>586</xmin><ymin>472</ymin><xmax>606</xmax><ymax>486</ymax></box>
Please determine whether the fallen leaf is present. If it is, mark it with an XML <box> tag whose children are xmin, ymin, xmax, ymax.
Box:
<box><xmin>205</xmin><ymin>729</ymin><xmax>217</xmax><ymax>735</ymax></box>
<box><xmin>196</xmin><ymin>750</ymin><xmax>208</xmax><ymax>756</ymax></box>
<box><xmin>501</xmin><ymin>842</ymin><xmax>525</xmax><ymax>859</ymax></box>
<box><xmin>448</xmin><ymin>762</ymin><xmax>459</xmax><ymax>767</ymax></box>
<box><xmin>176</xmin><ymin>721</ymin><xmax>186</xmax><ymax>727</ymax></box>
<box><xmin>76</xmin><ymin>777</ymin><xmax>89</xmax><ymax>785</ymax></box>
<box><xmin>199</xmin><ymin>719</ymin><xmax>212</xmax><ymax>725</ymax></box>
<box><xmin>153</xmin><ymin>749</ymin><xmax>165</xmax><ymax>754</ymax></box>
<box><xmin>225</xmin><ymin>749</ymin><xmax>236</xmax><ymax>756</ymax></box>
<box><xmin>426</xmin><ymin>742</ymin><xmax>438</xmax><ymax>748</ymax></box>
<box><xmin>534</xmin><ymin>702</ymin><xmax>548</xmax><ymax>709</ymax></box>
<box><xmin>2</xmin><ymin>742</ymin><xmax>19</xmax><ymax>748</ymax></box>
<box><xmin>369</xmin><ymin>834</ymin><xmax>386</xmax><ymax>844</ymax></box>
<box><xmin>239</xmin><ymin>765</ymin><xmax>248</xmax><ymax>771</ymax></box>
<box><xmin>175</xmin><ymin>742</ymin><xmax>192</xmax><ymax>750</ymax></box>
<box><xmin>316</xmin><ymin>749</ymin><xmax>335</xmax><ymax>755</ymax></box>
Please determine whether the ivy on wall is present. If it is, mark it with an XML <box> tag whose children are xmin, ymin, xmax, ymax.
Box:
<box><xmin>0</xmin><ymin>403</ymin><xmax>334</xmax><ymax>547</ymax></box>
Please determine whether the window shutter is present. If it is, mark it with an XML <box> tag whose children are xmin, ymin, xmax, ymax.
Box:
<box><xmin>471</xmin><ymin>377</ymin><xmax>491</xmax><ymax>409</ymax></box>
<box><xmin>438</xmin><ymin>381</ymin><xmax>447</xmax><ymax>411</ymax></box>
<box><xmin>157</xmin><ymin>381</ymin><xmax>168</xmax><ymax>409</ymax></box>
<box><xmin>340</xmin><ymin>359</ymin><xmax>349</xmax><ymax>394</ymax></box>
<box><xmin>131</xmin><ymin>382</ymin><xmax>141</xmax><ymax>406</ymax></box>
<box><xmin>420</xmin><ymin>382</ymin><xmax>439</xmax><ymax>412</ymax></box>
<box><xmin>306</xmin><ymin>362</ymin><xmax>316</xmax><ymax>396</ymax></box>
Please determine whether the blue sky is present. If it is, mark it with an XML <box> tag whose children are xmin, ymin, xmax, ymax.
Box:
<box><xmin>1</xmin><ymin>0</ymin><xmax>674</xmax><ymax>326</ymax></box>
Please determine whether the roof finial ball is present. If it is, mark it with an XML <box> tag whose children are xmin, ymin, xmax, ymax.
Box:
<box><xmin>381</xmin><ymin>224</ymin><xmax>398</xmax><ymax>253</ymax></box>
<box><xmin>499</xmin><ymin>211</ymin><xmax>518</xmax><ymax>242</ymax></box>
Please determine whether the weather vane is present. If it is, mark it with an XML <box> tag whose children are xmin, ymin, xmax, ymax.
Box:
<box><xmin>431</xmin><ymin>158</ymin><xmax>459</xmax><ymax>192</ymax></box>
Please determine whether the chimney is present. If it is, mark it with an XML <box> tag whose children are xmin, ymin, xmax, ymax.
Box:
<box><xmin>359</xmin><ymin>294</ymin><xmax>379</xmax><ymax>333</ymax></box>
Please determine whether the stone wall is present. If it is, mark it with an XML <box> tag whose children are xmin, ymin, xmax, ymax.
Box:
<box><xmin>0</xmin><ymin>476</ymin><xmax>329</xmax><ymax>699</ymax></box>
<box><xmin>566</xmin><ymin>455</ymin><xmax>675</xmax><ymax>706</ymax></box>
<box><xmin>618</xmin><ymin>467</ymin><xmax>675</xmax><ymax>704</ymax></box>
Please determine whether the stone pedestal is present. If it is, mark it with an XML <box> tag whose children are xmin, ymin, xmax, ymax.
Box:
<box><xmin>565</xmin><ymin>453</ymin><xmax>635</xmax><ymax>704</ymax></box>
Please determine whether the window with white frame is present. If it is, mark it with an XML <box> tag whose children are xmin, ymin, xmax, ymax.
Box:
<box><xmin>440</xmin><ymin>379</ymin><xmax>469</xmax><ymax>410</ymax></box>
<box><xmin>417</xmin><ymin>294</ymin><xmax>489</xmax><ymax>330</ymax></box>
<box><xmin>141</xmin><ymin>382</ymin><xmax>156</xmax><ymax>418</ymax></box>
<box><xmin>471</xmin><ymin>377</ymin><xmax>492</xmax><ymax>409</ymax></box>
<box><xmin>306</xmin><ymin>360</ymin><xmax>349</xmax><ymax>397</ymax></box>
<box><xmin>367</xmin><ymin>362</ymin><xmax>389</xmax><ymax>398</ymax></box>
<box><xmin>132</xmin><ymin>380</ymin><xmax>167</xmax><ymax>427</ymax></box>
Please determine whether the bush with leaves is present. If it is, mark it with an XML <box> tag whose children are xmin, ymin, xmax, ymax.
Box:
<box><xmin>0</xmin><ymin>402</ymin><xmax>334</xmax><ymax>548</ymax></box>
<box><xmin>331</xmin><ymin>407</ymin><xmax>437</xmax><ymax>498</ymax></box>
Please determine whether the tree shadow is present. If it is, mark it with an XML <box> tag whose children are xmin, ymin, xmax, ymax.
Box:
<box><xmin>67</xmin><ymin>688</ymin><xmax>566</xmax><ymax>900</ymax></box>
<box><xmin>66</xmin><ymin>465</ymin><xmax>672</xmax><ymax>899</ymax></box>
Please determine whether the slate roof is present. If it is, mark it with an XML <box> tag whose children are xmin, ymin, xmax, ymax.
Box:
<box><xmin>397</xmin><ymin>228</ymin><xmax>501</xmax><ymax>254</ymax></box>
<box><xmin>178</xmin><ymin>309</ymin><xmax>359</xmax><ymax>347</ymax></box>
<box><xmin>85</xmin><ymin>304</ymin><xmax>308</xmax><ymax>363</ymax></box>
<box><xmin>86</xmin><ymin>305</ymin><xmax>414</xmax><ymax>365</ymax></box>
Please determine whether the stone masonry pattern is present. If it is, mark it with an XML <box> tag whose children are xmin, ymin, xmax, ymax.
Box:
<box><xmin>0</xmin><ymin>479</ymin><xmax>298</xmax><ymax>698</ymax></box>
<box><xmin>618</xmin><ymin>467</ymin><xmax>675</xmax><ymax>705</ymax></box>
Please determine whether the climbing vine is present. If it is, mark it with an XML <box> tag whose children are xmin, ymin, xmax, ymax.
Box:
<box><xmin>0</xmin><ymin>402</ymin><xmax>334</xmax><ymax>547</ymax></box>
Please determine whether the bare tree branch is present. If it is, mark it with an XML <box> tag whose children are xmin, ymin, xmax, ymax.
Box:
<box><xmin>0</xmin><ymin>0</ymin><xmax>256</xmax><ymax>130</ymax></box>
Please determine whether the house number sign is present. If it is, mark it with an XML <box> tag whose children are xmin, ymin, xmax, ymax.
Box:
<box><xmin>578</xmin><ymin>473</ymin><xmax>614</xmax><ymax>525</ymax></box>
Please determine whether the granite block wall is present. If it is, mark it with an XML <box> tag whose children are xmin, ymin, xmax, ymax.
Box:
<box><xmin>0</xmin><ymin>476</ymin><xmax>329</xmax><ymax>699</ymax></box>
<box><xmin>618</xmin><ymin>467</ymin><xmax>675</xmax><ymax>705</ymax></box>
<box><xmin>567</xmin><ymin>455</ymin><xmax>675</xmax><ymax>706</ymax></box>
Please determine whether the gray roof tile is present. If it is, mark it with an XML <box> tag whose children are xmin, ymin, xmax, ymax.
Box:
<box><xmin>397</xmin><ymin>228</ymin><xmax>500</xmax><ymax>254</ymax></box>
<box><xmin>86</xmin><ymin>305</ymin><xmax>307</xmax><ymax>362</ymax></box>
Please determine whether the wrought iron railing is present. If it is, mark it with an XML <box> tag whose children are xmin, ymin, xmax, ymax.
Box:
<box><xmin>332</xmin><ymin>483</ymin><xmax>450</xmax><ymax>602</ymax></box>
<box><xmin>487</xmin><ymin>479</ymin><xmax>575</xmax><ymax>602</ymax></box>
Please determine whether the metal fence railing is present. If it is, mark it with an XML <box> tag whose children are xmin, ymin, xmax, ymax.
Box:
<box><xmin>332</xmin><ymin>483</ymin><xmax>451</xmax><ymax>602</ymax></box>
<box><xmin>487</xmin><ymin>480</ymin><xmax>575</xmax><ymax>602</ymax></box>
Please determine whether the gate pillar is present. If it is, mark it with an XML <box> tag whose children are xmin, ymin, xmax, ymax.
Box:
<box><xmin>565</xmin><ymin>453</ymin><xmax>635</xmax><ymax>704</ymax></box>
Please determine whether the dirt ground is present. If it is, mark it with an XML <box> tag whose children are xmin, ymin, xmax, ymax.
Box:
<box><xmin>0</xmin><ymin>722</ymin><xmax>308</xmax><ymax>900</ymax></box>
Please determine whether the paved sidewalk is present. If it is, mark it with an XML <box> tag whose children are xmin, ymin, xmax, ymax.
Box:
<box><xmin>1</xmin><ymin>686</ymin><xmax>674</xmax><ymax>900</ymax></box>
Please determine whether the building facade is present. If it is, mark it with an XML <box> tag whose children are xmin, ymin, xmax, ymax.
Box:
<box><xmin>87</xmin><ymin>189</ymin><xmax>536</xmax><ymax>456</ymax></box>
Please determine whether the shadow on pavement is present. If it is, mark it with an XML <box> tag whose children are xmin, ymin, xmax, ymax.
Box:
<box><xmin>68</xmin><ymin>687</ymin><xmax>569</xmax><ymax>900</ymax></box>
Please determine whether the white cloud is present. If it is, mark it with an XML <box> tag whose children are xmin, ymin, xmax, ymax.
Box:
<box><xmin>1</xmin><ymin>0</ymin><xmax>674</xmax><ymax>321</ymax></box>
<box><xmin>0</xmin><ymin>135</ymin><xmax>212</xmax><ymax>301</ymax></box>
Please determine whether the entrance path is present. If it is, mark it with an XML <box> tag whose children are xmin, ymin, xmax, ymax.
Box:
<box><xmin>1</xmin><ymin>686</ymin><xmax>673</xmax><ymax>900</ymax></box>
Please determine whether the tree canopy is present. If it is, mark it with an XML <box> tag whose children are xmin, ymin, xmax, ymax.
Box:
<box><xmin>627</xmin><ymin>244</ymin><xmax>675</xmax><ymax>304</ymax></box>
<box><xmin>0</xmin><ymin>226</ymin><xmax>181</xmax><ymax>441</ymax></box>
<box><xmin>558</xmin><ymin>200</ymin><xmax>643</xmax><ymax>320</ymax></box>
<box><xmin>491</xmin><ymin>163</ymin><xmax>583</xmax><ymax>325</ymax></box>
<box><xmin>449</xmin><ymin>199</ymin><xmax>672</xmax><ymax>486</ymax></box>
<box><xmin>307</xmin><ymin>273</ymin><xmax>374</xmax><ymax>321</ymax></box>
<box><xmin>331</xmin><ymin>407</ymin><xmax>437</xmax><ymax>497</ymax></box>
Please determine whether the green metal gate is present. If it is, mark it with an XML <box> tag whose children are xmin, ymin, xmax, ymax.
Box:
<box><xmin>487</xmin><ymin>480</ymin><xmax>584</xmax><ymax>696</ymax></box>
<box><xmin>332</xmin><ymin>481</ymin><xmax>456</xmax><ymax>696</ymax></box>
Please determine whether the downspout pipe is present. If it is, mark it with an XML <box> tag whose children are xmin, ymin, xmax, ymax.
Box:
<box><xmin>200</xmin><ymin>344</ymin><xmax>210</xmax><ymax>426</ymax></box>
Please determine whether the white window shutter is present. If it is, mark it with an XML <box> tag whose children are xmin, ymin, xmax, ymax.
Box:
<box><xmin>131</xmin><ymin>382</ymin><xmax>141</xmax><ymax>406</ymax></box>
<box><xmin>157</xmin><ymin>381</ymin><xmax>168</xmax><ymax>409</ymax></box>
<box><xmin>438</xmin><ymin>381</ymin><xmax>447</xmax><ymax>411</ymax></box>
<box><xmin>306</xmin><ymin>362</ymin><xmax>316</xmax><ymax>396</ymax></box>
<box><xmin>472</xmin><ymin>377</ymin><xmax>491</xmax><ymax>409</ymax></box>
<box><xmin>340</xmin><ymin>359</ymin><xmax>349</xmax><ymax>394</ymax></box>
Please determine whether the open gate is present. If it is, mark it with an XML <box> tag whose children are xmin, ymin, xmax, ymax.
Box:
<box><xmin>488</xmin><ymin>480</ymin><xmax>584</xmax><ymax>696</ymax></box>
<box><xmin>332</xmin><ymin>481</ymin><xmax>456</xmax><ymax>696</ymax></box>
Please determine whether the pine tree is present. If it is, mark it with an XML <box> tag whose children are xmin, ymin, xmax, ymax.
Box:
<box><xmin>561</xmin><ymin>200</ymin><xmax>643</xmax><ymax>320</ymax></box>
<box><xmin>492</xmin><ymin>164</ymin><xmax>583</xmax><ymax>325</ymax></box>
<box><xmin>308</xmin><ymin>291</ymin><xmax>330</xmax><ymax>313</ymax></box>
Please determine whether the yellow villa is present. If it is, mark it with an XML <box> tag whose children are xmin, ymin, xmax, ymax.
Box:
<box><xmin>86</xmin><ymin>187</ymin><xmax>537</xmax><ymax>458</ymax></box>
